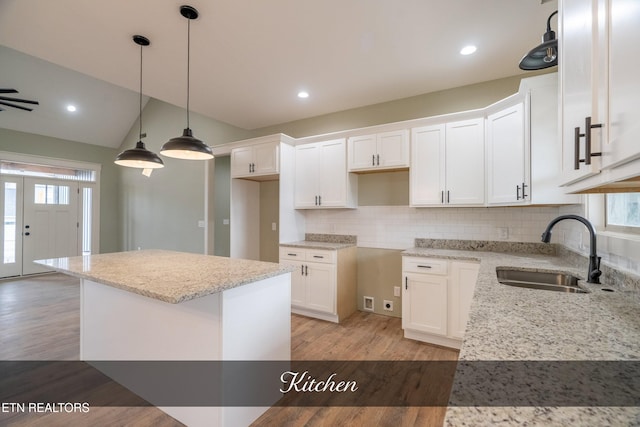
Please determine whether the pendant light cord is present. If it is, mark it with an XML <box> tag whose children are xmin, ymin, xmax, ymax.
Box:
<box><xmin>139</xmin><ymin>42</ymin><xmax>143</xmax><ymax>139</ymax></box>
<box><xmin>186</xmin><ymin>16</ymin><xmax>191</xmax><ymax>129</ymax></box>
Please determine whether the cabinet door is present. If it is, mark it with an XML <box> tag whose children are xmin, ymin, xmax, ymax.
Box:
<box><xmin>348</xmin><ymin>135</ymin><xmax>378</xmax><ymax>171</ymax></box>
<box><xmin>559</xmin><ymin>0</ymin><xmax>602</xmax><ymax>184</ymax></box>
<box><xmin>253</xmin><ymin>142</ymin><xmax>279</xmax><ymax>175</ymax></box>
<box><xmin>377</xmin><ymin>130</ymin><xmax>409</xmax><ymax>169</ymax></box>
<box><xmin>448</xmin><ymin>262</ymin><xmax>479</xmax><ymax>340</ymax></box>
<box><xmin>318</xmin><ymin>139</ymin><xmax>347</xmax><ymax>207</ymax></box>
<box><xmin>603</xmin><ymin>0</ymin><xmax>640</xmax><ymax>168</ymax></box>
<box><xmin>402</xmin><ymin>273</ymin><xmax>447</xmax><ymax>336</ymax></box>
<box><xmin>294</xmin><ymin>144</ymin><xmax>319</xmax><ymax>208</ymax></box>
<box><xmin>410</xmin><ymin>124</ymin><xmax>446</xmax><ymax>206</ymax></box>
<box><xmin>230</xmin><ymin>146</ymin><xmax>254</xmax><ymax>177</ymax></box>
<box><xmin>445</xmin><ymin>118</ymin><xmax>485</xmax><ymax>205</ymax></box>
<box><xmin>306</xmin><ymin>262</ymin><xmax>336</xmax><ymax>314</ymax></box>
<box><xmin>487</xmin><ymin>102</ymin><xmax>527</xmax><ymax>205</ymax></box>
<box><xmin>281</xmin><ymin>259</ymin><xmax>306</xmax><ymax>307</ymax></box>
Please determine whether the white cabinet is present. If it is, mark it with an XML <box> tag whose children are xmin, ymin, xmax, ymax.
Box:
<box><xmin>279</xmin><ymin>245</ymin><xmax>357</xmax><ymax>323</ymax></box>
<box><xmin>231</xmin><ymin>141</ymin><xmax>279</xmax><ymax>179</ymax></box>
<box><xmin>486</xmin><ymin>74</ymin><xmax>580</xmax><ymax>206</ymax></box>
<box><xmin>294</xmin><ymin>138</ymin><xmax>357</xmax><ymax>209</ymax></box>
<box><xmin>559</xmin><ymin>0</ymin><xmax>640</xmax><ymax>191</ymax></box>
<box><xmin>348</xmin><ymin>130</ymin><xmax>410</xmax><ymax>172</ymax></box>
<box><xmin>410</xmin><ymin>117</ymin><xmax>485</xmax><ymax>206</ymax></box>
<box><xmin>402</xmin><ymin>256</ymin><xmax>479</xmax><ymax>349</ymax></box>
<box><xmin>486</xmin><ymin>98</ymin><xmax>528</xmax><ymax>205</ymax></box>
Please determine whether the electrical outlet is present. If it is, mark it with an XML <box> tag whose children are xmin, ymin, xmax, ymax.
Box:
<box><xmin>497</xmin><ymin>227</ymin><xmax>509</xmax><ymax>240</ymax></box>
<box><xmin>383</xmin><ymin>300</ymin><xmax>393</xmax><ymax>311</ymax></box>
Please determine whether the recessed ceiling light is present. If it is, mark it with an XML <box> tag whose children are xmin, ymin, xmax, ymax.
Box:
<box><xmin>297</xmin><ymin>91</ymin><xmax>309</xmax><ymax>99</ymax></box>
<box><xmin>460</xmin><ymin>45</ymin><xmax>477</xmax><ymax>55</ymax></box>
<box><xmin>66</xmin><ymin>104</ymin><xmax>77</xmax><ymax>112</ymax></box>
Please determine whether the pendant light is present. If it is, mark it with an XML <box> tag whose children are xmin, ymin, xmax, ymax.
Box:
<box><xmin>115</xmin><ymin>35</ymin><xmax>165</xmax><ymax>169</ymax></box>
<box><xmin>519</xmin><ymin>11</ymin><xmax>558</xmax><ymax>70</ymax></box>
<box><xmin>160</xmin><ymin>5</ymin><xmax>213</xmax><ymax>160</ymax></box>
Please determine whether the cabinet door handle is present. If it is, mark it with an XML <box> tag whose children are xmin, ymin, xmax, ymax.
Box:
<box><xmin>301</xmin><ymin>265</ymin><xmax>304</xmax><ymax>276</ymax></box>
<box><xmin>516</xmin><ymin>184</ymin><xmax>521</xmax><ymax>200</ymax></box>
<box><xmin>305</xmin><ymin>265</ymin><xmax>308</xmax><ymax>276</ymax></box>
<box><xmin>315</xmin><ymin>195</ymin><xmax>318</xmax><ymax>206</ymax></box>
<box><xmin>405</xmin><ymin>277</ymin><xmax>408</xmax><ymax>290</ymax></box>
<box><xmin>376</xmin><ymin>154</ymin><xmax>380</xmax><ymax>166</ymax></box>
<box><xmin>574</xmin><ymin>127</ymin><xmax>582</xmax><ymax>170</ymax></box>
<box><xmin>584</xmin><ymin>116</ymin><xmax>603</xmax><ymax>166</ymax></box>
<box><xmin>318</xmin><ymin>195</ymin><xmax>321</xmax><ymax>205</ymax></box>
<box><xmin>372</xmin><ymin>154</ymin><xmax>375</xmax><ymax>166</ymax></box>
<box><xmin>417</xmin><ymin>265</ymin><xmax>432</xmax><ymax>269</ymax></box>
<box><xmin>441</xmin><ymin>190</ymin><xmax>444</xmax><ymax>204</ymax></box>
<box><xmin>447</xmin><ymin>190</ymin><xmax>450</xmax><ymax>203</ymax></box>
<box><xmin>521</xmin><ymin>182</ymin><xmax>528</xmax><ymax>199</ymax></box>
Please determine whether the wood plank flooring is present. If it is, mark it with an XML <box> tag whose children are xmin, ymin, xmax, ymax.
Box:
<box><xmin>0</xmin><ymin>274</ymin><xmax>458</xmax><ymax>427</ymax></box>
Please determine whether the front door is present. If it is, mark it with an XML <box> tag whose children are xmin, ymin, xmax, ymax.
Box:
<box><xmin>22</xmin><ymin>178</ymin><xmax>79</xmax><ymax>275</ymax></box>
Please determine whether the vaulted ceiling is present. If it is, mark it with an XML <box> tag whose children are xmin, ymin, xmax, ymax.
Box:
<box><xmin>0</xmin><ymin>0</ymin><xmax>558</xmax><ymax>148</ymax></box>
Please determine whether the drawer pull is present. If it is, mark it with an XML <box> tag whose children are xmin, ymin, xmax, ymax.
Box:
<box><xmin>287</xmin><ymin>253</ymin><xmax>297</xmax><ymax>256</ymax></box>
<box><xmin>313</xmin><ymin>255</ymin><xmax>324</xmax><ymax>259</ymax></box>
<box><xmin>417</xmin><ymin>265</ymin><xmax>433</xmax><ymax>269</ymax></box>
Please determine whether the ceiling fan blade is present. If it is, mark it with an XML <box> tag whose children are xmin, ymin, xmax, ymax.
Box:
<box><xmin>0</xmin><ymin>96</ymin><xmax>39</xmax><ymax>105</ymax></box>
<box><xmin>0</xmin><ymin>100</ymin><xmax>33</xmax><ymax>111</ymax></box>
<box><xmin>0</xmin><ymin>89</ymin><xmax>18</xmax><ymax>94</ymax></box>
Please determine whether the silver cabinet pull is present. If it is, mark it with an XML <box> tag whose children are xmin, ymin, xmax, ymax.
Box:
<box><xmin>584</xmin><ymin>116</ymin><xmax>602</xmax><ymax>165</ymax></box>
<box><xmin>516</xmin><ymin>184</ymin><xmax>521</xmax><ymax>200</ymax></box>
<box><xmin>521</xmin><ymin>182</ymin><xmax>528</xmax><ymax>199</ymax></box>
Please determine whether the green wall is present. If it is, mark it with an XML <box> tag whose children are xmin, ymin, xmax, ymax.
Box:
<box><xmin>0</xmin><ymin>127</ymin><xmax>121</xmax><ymax>253</ymax></box>
<box><xmin>117</xmin><ymin>98</ymin><xmax>253</xmax><ymax>254</ymax></box>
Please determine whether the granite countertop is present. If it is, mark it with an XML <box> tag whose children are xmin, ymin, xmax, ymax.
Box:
<box><xmin>402</xmin><ymin>241</ymin><xmax>640</xmax><ymax>426</ymax></box>
<box><xmin>35</xmin><ymin>249</ymin><xmax>293</xmax><ymax>304</ymax></box>
<box><xmin>280</xmin><ymin>233</ymin><xmax>357</xmax><ymax>250</ymax></box>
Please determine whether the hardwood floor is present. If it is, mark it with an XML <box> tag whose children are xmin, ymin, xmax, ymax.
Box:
<box><xmin>0</xmin><ymin>274</ymin><xmax>458</xmax><ymax>427</ymax></box>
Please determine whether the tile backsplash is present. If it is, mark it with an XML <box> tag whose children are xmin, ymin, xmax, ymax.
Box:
<box><xmin>304</xmin><ymin>206</ymin><xmax>562</xmax><ymax>250</ymax></box>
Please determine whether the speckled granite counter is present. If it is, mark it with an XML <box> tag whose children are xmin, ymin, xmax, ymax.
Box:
<box><xmin>36</xmin><ymin>249</ymin><xmax>293</xmax><ymax>304</ymax></box>
<box><xmin>280</xmin><ymin>233</ymin><xmax>357</xmax><ymax>250</ymax></box>
<box><xmin>402</xmin><ymin>241</ymin><xmax>640</xmax><ymax>426</ymax></box>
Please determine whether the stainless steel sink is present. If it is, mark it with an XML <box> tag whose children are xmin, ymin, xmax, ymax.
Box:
<box><xmin>496</xmin><ymin>268</ymin><xmax>589</xmax><ymax>293</ymax></box>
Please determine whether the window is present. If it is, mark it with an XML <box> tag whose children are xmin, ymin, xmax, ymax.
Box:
<box><xmin>34</xmin><ymin>184</ymin><xmax>70</xmax><ymax>205</ymax></box>
<box><xmin>3</xmin><ymin>182</ymin><xmax>16</xmax><ymax>263</ymax></box>
<box><xmin>606</xmin><ymin>193</ymin><xmax>640</xmax><ymax>233</ymax></box>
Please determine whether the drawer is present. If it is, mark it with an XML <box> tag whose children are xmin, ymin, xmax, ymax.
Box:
<box><xmin>403</xmin><ymin>257</ymin><xmax>448</xmax><ymax>275</ymax></box>
<box><xmin>279</xmin><ymin>247</ymin><xmax>306</xmax><ymax>261</ymax></box>
<box><xmin>305</xmin><ymin>249</ymin><xmax>336</xmax><ymax>264</ymax></box>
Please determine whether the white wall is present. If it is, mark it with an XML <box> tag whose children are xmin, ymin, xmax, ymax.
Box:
<box><xmin>303</xmin><ymin>205</ymin><xmax>563</xmax><ymax>250</ymax></box>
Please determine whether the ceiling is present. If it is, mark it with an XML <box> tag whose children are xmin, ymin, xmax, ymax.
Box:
<box><xmin>0</xmin><ymin>0</ymin><xmax>558</xmax><ymax>149</ymax></box>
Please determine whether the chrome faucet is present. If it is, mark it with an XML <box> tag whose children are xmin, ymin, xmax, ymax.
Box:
<box><xmin>541</xmin><ymin>215</ymin><xmax>602</xmax><ymax>284</ymax></box>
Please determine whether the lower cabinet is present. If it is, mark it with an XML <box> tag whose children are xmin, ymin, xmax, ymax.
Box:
<box><xmin>279</xmin><ymin>246</ymin><xmax>357</xmax><ymax>323</ymax></box>
<box><xmin>402</xmin><ymin>256</ymin><xmax>479</xmax><ymax>349</ymax></box>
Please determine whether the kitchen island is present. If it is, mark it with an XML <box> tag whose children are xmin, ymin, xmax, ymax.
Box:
<box><xmin>402</xmin><ymin>240</ymin><xmax>640</xmax><ymax>426</ymax></box>
<box><xmin>36</xmin><ymin>249</ymin><xmax>293</xmax><ymax>427</ymax></box>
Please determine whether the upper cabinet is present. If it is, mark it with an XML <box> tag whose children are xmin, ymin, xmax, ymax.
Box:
<box><xmin>348</xmin><ymin>130</ymin><xmax>409</xmax><ymax>172</ymax></box>
<box><xmin>486</xmin><ymin>74</ymin><xmax>580</xmax><ymax>206</ymax></box>
<box><xmin>486</xmin><ymin>97</ymin><xmax>528</xmax><ymax>205</ymax></box>
<box><xmin>231</xmin><ymin>140</ymin><xmax>279</xmax><ymax>179</ymax></box>
<box><xmin>559</xmin><ymin>0</ymin><xmax>640</xmax><ymax>191</ymax></box>
<box><xmin>411</xmin><ymin>117</ymin><xmax>485</xmax><ymax>207</ymax></box>
<box><xmin>294</xmin><ymin>138</ymin><xmax>357</xmax><ymax>209</ymax></box>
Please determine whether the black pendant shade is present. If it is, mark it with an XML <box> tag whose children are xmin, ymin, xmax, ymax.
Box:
<box><xmin>160</xmin><ymin>5</ymin><xmax>214</xmax><ymax>160</ymax></box>
<box><xmin>115</xmin><ymin>140</ymin><xmax>165</xmax><ymax>168</ymax></box>
<box><xmin>160</xmin><ymin>128</ymin><xmax>213</xmax><ymax>160</ymax></box>
<box><xmin>115</xmin><ymin>35</ymin><xmax>164</xmax><ymax>169</ymax></box>
<box><xmin>519</xmin><ymin>11</ymin><xmax>558</xmax><ymax>70</ymax></box>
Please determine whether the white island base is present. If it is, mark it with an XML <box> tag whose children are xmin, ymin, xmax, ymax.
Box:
<box><xmin>80</xmin><ymin>273</ymin><xmax>291</xmax><ymax>427</ymax></box>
